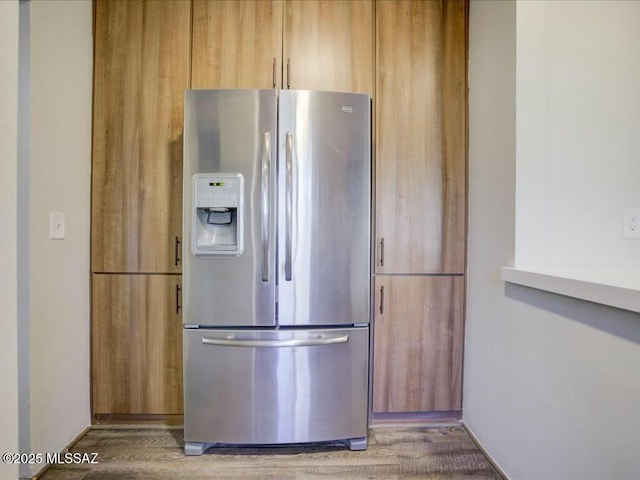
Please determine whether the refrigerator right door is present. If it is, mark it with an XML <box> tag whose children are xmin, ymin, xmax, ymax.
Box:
<box><xmin>278</xmin><ymin>90</ymin><xmax>371</xmax><ymax>327</ymax></box>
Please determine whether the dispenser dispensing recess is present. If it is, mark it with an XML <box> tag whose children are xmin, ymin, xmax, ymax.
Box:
<box><xmin>192</xmin><ymin>173</ymin><xmax>244</xmax><ymax>256</ymax></box>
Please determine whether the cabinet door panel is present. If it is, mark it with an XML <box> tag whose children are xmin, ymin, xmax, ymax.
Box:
<box><xmin>192</xmin><ymin>0</ymin><xmax>283</xmax><ymax>89</ymax></box>
<box><xmin>373</xmin><ymin>276</ymin><xmax>464</xmax><ymax>413</ymax></box>
<box><xmin>283</xmin><ymin>0</ymin><xmax>373</xmax><ymax>94</ymax></box>
<box><xmin>375</xmin><ymin>0</ymin><xmax>467</xmax><ymax>274</ymax></box>
<box><xmin>92</xmin><ymin>0</ymin><xmax>189</xmax><ymax>273</ymax></box>
<box><xmin>92</xmin><ymin>274</ymin><xmax>183</xmax><ymax>414</ymax></box>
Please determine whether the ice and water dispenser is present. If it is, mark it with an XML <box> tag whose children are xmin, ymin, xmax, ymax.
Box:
<box><xmin>192</xmin><ymin>173</ymin><xmax>244</xmax><ymax>256</ymax></box>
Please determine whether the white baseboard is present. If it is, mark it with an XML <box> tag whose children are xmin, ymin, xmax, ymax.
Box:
<box><xmin>462</xmin><ymin>422</ymin><xmax>510</xmax><ymax>480</ymax></box>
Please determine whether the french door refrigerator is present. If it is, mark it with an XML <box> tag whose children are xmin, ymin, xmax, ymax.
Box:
<box><xmin>182</xmin><ymin>89</ymin><xmax>371</xmax><ymax>455</ymax></box>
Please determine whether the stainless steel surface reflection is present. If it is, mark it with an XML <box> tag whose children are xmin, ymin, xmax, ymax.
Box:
<box><xmin>182</xmin><ymin>89</ymin><xmax>278</xmax><ymax>327</ymax></box>
<box><xmin>182</xmin><ymin>89</ymin><xmax>371</xmax><ymax>454</ymax></box>
<box><xmin>278</xmin><ymin>91</ymin><xmax>371</xmax><ymax>327</ymax></box>
<box><xmin>183</xmin><ymin>327</ymin><xmax>369</xmax><ymax>445</ymax></box>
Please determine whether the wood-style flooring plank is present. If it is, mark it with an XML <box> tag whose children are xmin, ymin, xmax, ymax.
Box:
<box><xmin>37</xmin><ymin>426</ymin><xmax>501</xmax><ymax>480</ymax></box>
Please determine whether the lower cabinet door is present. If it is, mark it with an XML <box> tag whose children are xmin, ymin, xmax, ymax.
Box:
<box><xmin>373</xmin><ymin>275</ymin><xmax>464</xmax><ymax>413</ymax></box>
<box><xmin>183</xmin><ymin>327</ymin><xmax>369</xmax><ymax>445</ymax></box>
<box><xmin>92</xmin><ymin>274</ymin><xmax>183</xmax><ymax>414</ymax></box>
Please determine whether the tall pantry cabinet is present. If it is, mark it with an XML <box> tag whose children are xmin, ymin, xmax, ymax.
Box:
<box><xmin>91</xmin><ymin>0</ymin><xmax>189</xmax><ymax>417</ymax></box>
<box><xmin>90</xmin><ymin>0</ymin><xmax>468</xmax><ymax>420</ymax></box>
<box><xmin>372</xmin><ymin>0</ymin><xmax>468</xmax><ymax>415</ymax></box>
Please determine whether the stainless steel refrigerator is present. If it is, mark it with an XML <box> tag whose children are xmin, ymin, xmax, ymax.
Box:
<box><xmin>182</xmin><ymin>89</ymin><xmax>370</xmax><ymax>455</ymax></box>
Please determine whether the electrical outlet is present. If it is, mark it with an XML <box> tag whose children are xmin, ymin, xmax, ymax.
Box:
<box><xmin>623</xmin><ymin>208</ymin><xmax>640</xmax><ymax>238</ymax></box>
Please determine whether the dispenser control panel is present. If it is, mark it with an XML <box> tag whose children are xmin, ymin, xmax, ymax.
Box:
<box><xmin>195</xmin><ymin>176</ymin><xmax>241</xmax><ymax>209</ymax></box>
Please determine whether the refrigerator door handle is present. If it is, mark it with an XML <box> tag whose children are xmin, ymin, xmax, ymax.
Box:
<box><xmin>261</xmin><ymin>132</ymin><xmax>271</xmax><ymax>282</ymax></box>
<box><xmin>201</xmin><ymin>334</ymin><xmax>349</xmax><ymax>348</ymax></box>
<box><xmin>285</xmin><ymin>131</ymin><xmax>293</xmax><ymax>281</ymax></box>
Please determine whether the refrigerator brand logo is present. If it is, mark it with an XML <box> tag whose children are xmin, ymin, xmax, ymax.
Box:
<box><xmin>342</xmin><ymin>106</ymin><xmax>353</xmax><ymax>113</ymax></box>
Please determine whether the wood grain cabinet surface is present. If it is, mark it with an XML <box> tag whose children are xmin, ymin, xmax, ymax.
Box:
<box><xmin>91</xmin><ymin>0</ymin><xmax>189</xmax><ymax>274</ymax></box>
<box><xmin>92</xmin><ymin>274</ymin><xmax>183</xmax><ymax>415</ymax></box>
<box><xmin>374</xmin><ymin>0</ymin><xmax>467</xmax><ymax>274</ymax></box>
<box><xmin>372</xmin><ymin>0</ymin><xmax>468</xmax><ymax>417</ymax></box>
<box><xmin>91</xmin><ymin>0</ymin><xmax>188</xmax><ymax>418</ymax></box>
<box><xmin>90</xmin><ymin>0</ymin><xmax>467</xmax><ymax>420</ymax></box>
<box><xmin>283</xmin><ymin>0</ymin><xmax>373</xmax><ymax>94</ymax></box>
<box><xmin>192</xmin><ymin>0</ymin><xmax>283</xmax><ymax>89</ymax></box>
<box><xmin>373</xmin><ymin>276</ymin><xmax>464</xmax><ymax>413</ymax></box>
<box><xmin>192</xmin><ymin>0</ymin><xmax>373</xmax><ymax>94</ymax></box>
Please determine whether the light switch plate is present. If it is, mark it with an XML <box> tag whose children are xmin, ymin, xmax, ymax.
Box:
<box><xmin>49</xmin><ymin>212</ymin><xmax>65</xmax><ymax>239</ymax></box>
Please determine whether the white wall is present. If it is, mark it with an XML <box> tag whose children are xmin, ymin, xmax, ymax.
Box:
<box><xmin>515</xmin><ymin>0</ymin><xmax>640</xmax><ymax>269</ymax></box>
<box><xmin>0</xmin><ymin>1</ymin><xmax>20</xmax><ymax>479</ymax></box>
<box><xmin>466</xmin><ymin>1</ymin><xmax>640</xmax><ymax>478</ymax></box>
<box><xmin>28</xmin><ymin>0</ymin><xmax>93</xmax><ymax>470</ymax></box>
<box><xmin>25</xmin><ymin>1</ymin><xmax>92</xmax><ymax>476</ymax></box>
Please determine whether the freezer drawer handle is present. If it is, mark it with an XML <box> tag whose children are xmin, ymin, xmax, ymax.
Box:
<box><xmin>261</xmin><ymin>132</ymin><xmax>271</xmax><ymax>282</ymax></box>
<box><xmin>201</xmin><ymin>334</ymin><xmax>349</xmax><ymax>348</ymax></box>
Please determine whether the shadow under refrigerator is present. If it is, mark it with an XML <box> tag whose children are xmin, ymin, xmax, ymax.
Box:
<box><xmin>182</xmin><ymin>89</ymin><xmax>371</xmax><ymax>455</ymax></box>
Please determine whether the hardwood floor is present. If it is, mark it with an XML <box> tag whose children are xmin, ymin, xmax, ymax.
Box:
<box><xmin>37</xmin><ymin>425</ymin><xmax>502</xmax><ymax>479</ymax></box>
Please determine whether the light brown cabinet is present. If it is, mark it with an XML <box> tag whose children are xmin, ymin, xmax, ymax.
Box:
<box><xmin>374</xmin><ymin>0</ymin><xmax>467</xmax><ymax>275</ymax></box>
<box><xmin>91</xmin><ymin>0</ymin><xmax>189</xmax><ymax>417</ymax></box>
<box><xmin>92</xmin><ymin>274</ymin><xmax>183</xmax><ymax>415</ymax></box>
<box><xmin>191</xmin><ymin>0</ymin><xmax>373</xmax><ymax>94</ymax></box>
<box><xmin>91</xmin><ymin>0</ymin><xmax>190</xmax><ymax>274</ymax></box>
<box><xmin>373</xmin><ymin>276</ymin><xmax>464</xmax><ymax>413</ymax></box>
<box><xmin>283</xmin><ymin>0</ymin><xmax>373</xmax><ymax>94</ymax></box>
<box><xmin>192</xmin><ymin>0</ymin><xmax>283</xmax><ymax>89</ymax></box>
<box><xmin>90</xmin><ymin>0</ymin><xmax>467</xmax><ymax>421</ymax></box>
<box><xmin>371</xmin><ymin>0</ymin><xmax>468</xmax><ymax>416</ymax></box>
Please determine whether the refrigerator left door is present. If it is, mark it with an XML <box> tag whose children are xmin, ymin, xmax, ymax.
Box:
<box><xmin>183</xmin><ymin>89</ymin><xmax>277</xmax><ymax>327</ymax></box>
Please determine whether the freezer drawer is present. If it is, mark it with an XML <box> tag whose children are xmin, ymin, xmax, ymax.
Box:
<box><xmin>183</xmin><ymin>327</ymin><xmax>369</xmax><ymax>448</ymax></box>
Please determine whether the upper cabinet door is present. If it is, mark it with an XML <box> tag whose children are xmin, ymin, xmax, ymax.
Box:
<box><xmin>192</xmin><ymin>0</ymin><xmax>283</xmax><ymax>89</ymax></box>
<box><xmin>283</xmin><ymin>0</ymin><xmax>374</xmax><ymax>95</ymax></box>
<box><xmin>375</xmin><ymin>0</ymin><xmax>467</xmax><ymax>274</ymax></box>
<box><xmin>92</xmin><ymin>0</ymin><xmax>190</xmax><ymax>273</ymax></box>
